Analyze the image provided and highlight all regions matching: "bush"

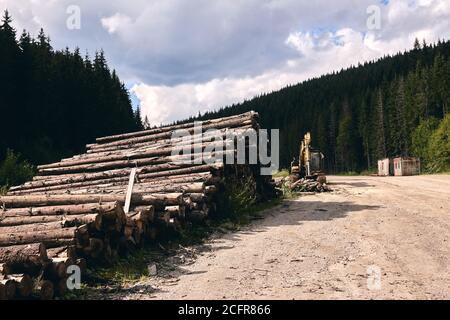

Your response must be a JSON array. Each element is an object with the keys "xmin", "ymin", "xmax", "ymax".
[
  {"xmin": 411, "ymin": 116, "xmax": 450, "ymax": 173},
  {"xmin": 411, "ymin": 117, "xmax": 440, "ymax": 168},
  {"xmin": 0, "ymin": 149, "xmax": 35, "ymax": 188},
  {"xmin": 427, "ymin": 115, "xmax": 450, "ymax": 172}
]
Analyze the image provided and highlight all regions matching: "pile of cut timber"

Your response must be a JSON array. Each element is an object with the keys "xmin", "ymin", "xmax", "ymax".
[
  {"xmin": 288, "ymin": 178, "xmax": 331, "ymax": 193},
  {"xmin": 0, "ymin": 111, "xmax": 274, "ymax": 299}
]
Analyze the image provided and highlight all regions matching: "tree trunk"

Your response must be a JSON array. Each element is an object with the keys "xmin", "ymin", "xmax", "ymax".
[
  {"xmin": 0, "ymin": 227, "xmax": 77, "ymax": 247},
  {"xmin": 1, "ymin": 202, "xmax": 118, "ymax": 217},
  {"xmin": 7, "ymin": 274, "xmax": 33, "ymax": 297},
  {"xmin": 38, "ymin": 141, "xmax": 235, "ymax": 174},
  {"xmin": 0, "ymin": 243, "xmax": 48, "ymax": 270},
  {"xmin": 0, "ymin": 193, "xmax": 182, "ymax": 208},
  {"xmin": 35, "ymin": 279, "xmax": 54, "ymax": 300},
  {"xmin": 93, "ymin": 111, "xmax": 256, "ymax": 144},
  {"xmin": 87, "ymin": 114, "xmax": 255, "ymax": 150},
  {"xmin": 0, "ymin": 278, "xmax": 16, "ymax": 300}
]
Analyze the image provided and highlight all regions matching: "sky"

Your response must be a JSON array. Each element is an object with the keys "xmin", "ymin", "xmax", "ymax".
[{"xmin": 1, "ymin": 0, "xmax": 449, "ymax": 125}]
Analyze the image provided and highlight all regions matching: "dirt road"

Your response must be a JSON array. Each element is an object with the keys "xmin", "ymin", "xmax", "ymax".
[{"xmin": 119, "ymin": 175, "xmax": 450, "ymax": 299}]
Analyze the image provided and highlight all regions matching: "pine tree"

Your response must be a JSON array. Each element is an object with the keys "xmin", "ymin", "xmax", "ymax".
[
  {"xmin": 414, "ymin": 38, "xmax": 421, "ymax": 50},
  {"xmin": 375, "ymin": 89, "xmax": 387, "ymax": 159},
  {"xmin": 143, "ymin": 116, "xmax": 151, "ymax": 129},
  {"xmin": 396, "ymin": 77, "xmax": 408, "ymax": 154},
  {"xmin": 134, "ymin": 106, "xmax": 144, "ymax": 130}
]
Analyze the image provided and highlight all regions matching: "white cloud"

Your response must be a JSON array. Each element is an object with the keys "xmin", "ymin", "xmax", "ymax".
[
  {"xmin": 101, "ymin": 13, "xmax": 132, "ymax": 34},
  {"xmin": 0, "ymin": 0, "xmax": 449, "ymax": 125},
  {"xmin": 131, "ymin": 0, "xmax": 450, "ymax": 125}
]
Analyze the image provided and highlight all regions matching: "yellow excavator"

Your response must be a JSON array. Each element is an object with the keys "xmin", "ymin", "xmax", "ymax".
[{"xmin": 291, "ymin": 132, "xmax": 326, "ymax": 181}]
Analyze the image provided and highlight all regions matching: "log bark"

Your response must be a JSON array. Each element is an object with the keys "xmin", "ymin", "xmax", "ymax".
[
  {"xmin": 82, "ymin": 238, "xmax": 104, "ymax": 258},
  {"xmin": 1, "ymin": 215, "xmax": 64, "ymax": 227},
  {"xmin": 185, "ymin": 193, "xmax": 207, "ymax": 203},
  {"xmin": 0, "ymin": 278, "xmax": 16, "ymax": 299},
  {"xmin": 45, "ymin": 132, "xmax": 239, "ymax": 169},
  {"xmin": 164, "ymin": 205, "xmax": 185, "ymax": 219},
  {"xmin": 15, "ymin": 163, "xmax": 223, "ymax": 192},
  {"xmin": 47, "ymin": 246, "xmax": 76, "ymax": 260},
  {"xmin": 63, "ymin": 214, "xmax": 103, "ymax": 230},
  {"xmin": 38, "ymin": 141, "xmax": 235, "ymax": 174},
  {"xmin": 85, "ymin": 125, "xmax": 253, "ymax": 155},
  {"xmin": 0, "ymin": 193, "xmax": 182, "ymax": 208},
  {"xmin": 0, "ymin": 280, "xmax": 5, "ymax": 300},
  {"xmin": 87, "ymin": 113, "xmax": 256, "ymax": 150},
  {"xmin": 12, "ymin": 171, "xmax": 214, "ymax": 193},
  {"xmin": 0, "ymin": 221, "xmax": 65, "ymax": 234},
  {"xmin": 7, "ymin": 274, "xmax": 32, "ymax": 297},
  {"xmin": 0, "ymin": 227, "xmax": 77, "ymax": 247},
  {"xmin": 0, "ymin": 213, "xmax": 102, "ymax": 230},
  {"xmin": 93, "ymin": 111, "xmax": 256, "ymax": 144},
  {"xmin": 132, "ymin": 205, "xmax": 155, "ymax": 222},
  {"xmin": 35, "ymin": 182, "xmax": 205, "ymax": 196},
  {"xmin": 0, "ymin": 243, "xmax": 48, "ymax": 271},
  {"xmin": 35, "ymin": 279, "xmax": 54, "ymax": 300},
  {"xmin": 1, "ymin": 202, "xmax": 118, "ymax": 217}
]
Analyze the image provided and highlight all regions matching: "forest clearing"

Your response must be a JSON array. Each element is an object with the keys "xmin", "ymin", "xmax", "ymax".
[{"xmin": 94, "ymin": 175, "xmax": 450, "ymax": 300}]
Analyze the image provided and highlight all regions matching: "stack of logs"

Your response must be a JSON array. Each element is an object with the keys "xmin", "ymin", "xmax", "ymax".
[{"xmin": 0, "ymin": 111, "xmax": 273, "ymax": 299}]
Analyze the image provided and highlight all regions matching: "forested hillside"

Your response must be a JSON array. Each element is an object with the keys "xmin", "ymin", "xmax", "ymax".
[
  {"xmin": 191, "ymin": 39, "xmax": 450, "ymax": 173},
  {"xmin": 0, "ymin": 11, "xmax": 142, "ymax": 186}
]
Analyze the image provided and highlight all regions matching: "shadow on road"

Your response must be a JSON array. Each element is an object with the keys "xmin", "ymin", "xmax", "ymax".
[{"xmin": 216, "ymin": 199, "xmax": 381, "ymax": 244}]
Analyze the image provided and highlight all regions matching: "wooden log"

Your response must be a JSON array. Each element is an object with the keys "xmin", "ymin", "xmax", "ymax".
[
  {"xmin": 0, "ymin": 227, "xmax": 77, "ymax": 247},
  {"xmin": 87, "ymin": 113, "xmax": 256, "ymax": 150},
  {"xmin": 44, "ymin": 257, "xmax": 75, "ymax": 280},
  {"xmin": 13, "ymin": 172, "xmax": 216, "ymax": 195},
  {"xmin": 35, "ymin": 279, "xmax": 54, "ymax": 300},
  {"xmin": 82, "ymin": 238, "xmax": 104, "ymax": 258},
  {"xmin": 132, "ymin": 205, "xmax": 155, "ymax": 222},
  {"xmin": 156, "ymin": 211, "xmax": 171, "ymax": 225},
  {"xmin": 0, "ymin": 202, "xmax": 118, "ymax": 217},
  {"xmin": 75, "ymin": 258, "xmax": 87, "ymax": 274},
  {"xmin": 7, "ymin": 274, "xmax": 32, "ymax": 297},
  {"xmin": 93, "ymin": 111, "xmax": 257, "ymax": 144},
  {"xmin": 0, "ymin": 215, "xmax": 65, "ymax": 227},
  {"xmin": 0, "ymin": 193, "xmax": 183, "ymax": 208},
  {"xmin": 185, "ymin": 193, "xmax": 207, "ymax": 203},
  {"xmin": 38, "ymin": 141, "xmax": 235, "ymax": 174},
  {"xmin": 205, "ymin": 185, "xmax": 217, "ymax": 194},
  {"xmin": 0, "ymin": 263, "xmax": 11, "ymax": 275},
  {"xmin": 0, "ymin": 243, "xmax": 48, "ymax": 267},
  {"xmin": 37, "ymin": 182, "xmax": 205, "ymax": 196},
  {"xmin": 16, "ymin": 163, "xmax": 223, "ymax": 192},
  {"xmin": 28, "ymin": 182, "xmax": 205, "ymax": 195},
  {"xmin": 1, "ymin": 213, "xmax": 101, "ymax": 233},
  {"xmin": 30, "ymin": 151, "xmax": 226, "ymax": 182},
  {"xmin": 47, "ymin": 246, "xmax": 76, "ymax": 260},
  {"xmin": 38, "ymin": 138, "xmax": 237, "ymax": 173},
  {"xmin": 0, "ymin": 278, "xmax": 16, "ymax": 299},
  {"xmin": 189, "ymin": 202, "xmax": 208, "ymax": 211},
  {"xmin": 85, "ymin": 125, "xmax": 253, "ymax": 155},
  {"xmin": 164, "ymin": 205, "xmax": 185, "ymax": 219},
  {"xmin": 0, "ymin": 280, "xmax": 5, "ymax": 300},
  {"xmin": 55, "ymin": 277, "xmax": 68, "ymax": 296},
  {"xmin": 138, "ymin": 163, "xmax": 223, "ymax": 180},
  {"xmin": 0, "ymin": 221, "xmax": 65, "ymax": 234}
]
